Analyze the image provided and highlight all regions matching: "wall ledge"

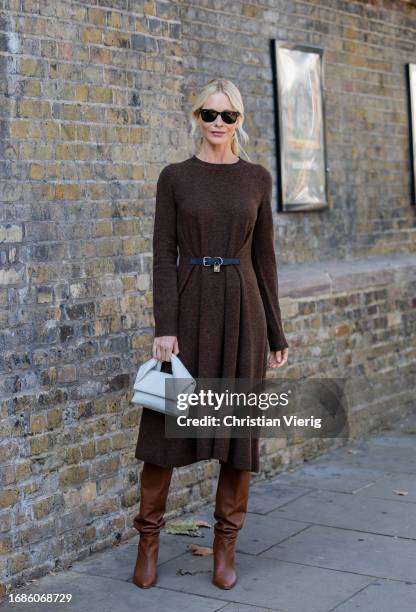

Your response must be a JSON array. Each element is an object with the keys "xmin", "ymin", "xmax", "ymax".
[{"xmin": 278, "ymin": 253, "xmax": 416, "ymax": 299}]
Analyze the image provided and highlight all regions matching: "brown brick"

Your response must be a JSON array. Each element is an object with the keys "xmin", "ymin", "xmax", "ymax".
[
  {"xmin": 59, "ymin": 466, "xmax": 90, "ymax": 488},
  {"xmin": 0, "ymin": 489, "xmax": 19, "ymax": 509}
]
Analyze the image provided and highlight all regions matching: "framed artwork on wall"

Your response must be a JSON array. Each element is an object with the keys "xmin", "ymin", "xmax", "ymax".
[
  {"xmin": 407, "ymin": 63, "xmax": 416, "ymax": 206},
  {"xmin": 271, "ymin": 40, "xmax": 329, "ymax": 212}
]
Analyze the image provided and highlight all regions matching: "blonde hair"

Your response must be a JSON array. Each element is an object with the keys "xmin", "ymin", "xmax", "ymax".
[{"xmin": 189, "ymin": 78, "xmax": 250, "ymax": 160}]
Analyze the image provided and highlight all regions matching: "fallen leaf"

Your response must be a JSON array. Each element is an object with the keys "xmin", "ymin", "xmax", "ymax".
[
  {"xmin": 165, "ymin": 518, "xmax": 211, "ymax": 537},
  {"xmin": 194, "ymin": 519, "xmax": 212, "ymax": 529},
  {"xmin": 187, "ymin": 543, "xmax": 213, "ymax": 556}
]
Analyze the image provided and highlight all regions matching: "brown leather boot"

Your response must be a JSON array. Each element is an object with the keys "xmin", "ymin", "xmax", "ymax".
[
  {"xmin": 212, "ymin": 461, "xmax": 251, "ymax": 589},
  {"xmin": 132, "ymin": 462, "xmax": 173, "ymax": 588}
]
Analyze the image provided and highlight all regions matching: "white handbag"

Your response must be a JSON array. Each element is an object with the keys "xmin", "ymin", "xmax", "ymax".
[{"xmin": 131, "ymin": 353, "xmax": 196, "ymax": 418}]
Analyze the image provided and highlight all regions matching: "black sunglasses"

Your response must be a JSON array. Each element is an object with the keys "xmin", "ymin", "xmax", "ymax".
[{"xmin": 198, "ymin": 108, "xmax": 240, "ymax": 124}]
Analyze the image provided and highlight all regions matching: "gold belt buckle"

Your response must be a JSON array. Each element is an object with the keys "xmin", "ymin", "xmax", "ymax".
[{"xmin": 213, "ymin": 256, "xmax": 223, "ymax": 272}]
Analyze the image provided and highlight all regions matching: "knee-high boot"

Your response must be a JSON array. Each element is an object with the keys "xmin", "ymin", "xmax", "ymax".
[
  {"xmin": 132, "ymin": 462, "xmax": 173, "ymax": 588},
  {"xmin": 212, "ymin": 461, "xmax": 251, "ymax": 589}
]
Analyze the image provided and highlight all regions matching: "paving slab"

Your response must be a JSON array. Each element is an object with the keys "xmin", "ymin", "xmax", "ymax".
[
  {"xmin": 332, "ymin": 579, "xmax": 416, "ymax": 612},
  {"xmin": 68, "ymin": 530, "xmax": 200, "ymax": 581},
  {"xmin": 320, "ymin": 439, "xmax": 416, "ymax": 474},
  {"xmin": 354, "ymin": 473, "xmax": 416, "ymax": 503},
  {"xmin": 269, "ymin": 489, "xmax": 416, "ymax": 539},
  {"xmin": 247, "ymin": 480, "xmax": 312, "ymax": 514},
  {"xmin": 2, "ymin": 571, "xmax": 224, "ymax": 612},
  {"xmin": 153, "ymin": 550, "xmax": 372, "ymax": 612},
  {"xmin": 260, "ymin": 524, "xmax": 416, "ymax": 581},
  {"xmin": 233, "ymin": 513, "xmax": 310, "ymax": 556},
  {"xmin": 267, "ymin": 462, "xmax": 386, "ymax": 494},
  {"xmin": 175, "ymin": 504, "xmax": 311, "ymax": 555}
]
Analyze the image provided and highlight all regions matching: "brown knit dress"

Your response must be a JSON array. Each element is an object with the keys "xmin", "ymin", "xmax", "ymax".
[{"xmin": 134, "ymin": 154, "xmax": 288, "ymax": 473}]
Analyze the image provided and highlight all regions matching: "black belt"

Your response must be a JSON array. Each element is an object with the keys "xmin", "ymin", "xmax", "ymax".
[{"xmin": 190, "ymin": 256, "xmax": 240, "ymax": 272}]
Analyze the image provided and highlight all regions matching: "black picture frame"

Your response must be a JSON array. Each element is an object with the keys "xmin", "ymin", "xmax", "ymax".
[
  {"xmin": 271, "ymin": 40, "xmax": 329, "ymax": 212},
  {"xmin": 406, "ymin": 63, "xmax": 416, "ymax": 206}
]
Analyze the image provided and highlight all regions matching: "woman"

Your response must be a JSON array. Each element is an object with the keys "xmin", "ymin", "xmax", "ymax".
[{"xmin": 133, "ymin": 78, "xmax": 289, "ymax": 590}]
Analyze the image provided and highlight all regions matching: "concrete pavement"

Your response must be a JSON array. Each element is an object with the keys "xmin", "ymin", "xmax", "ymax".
[{"xmin": 3, "ymin": 410, "xmax": 416, "ymax": 612}]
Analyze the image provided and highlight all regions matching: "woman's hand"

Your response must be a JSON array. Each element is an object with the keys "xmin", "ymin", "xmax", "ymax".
[
  {"xmin": 153, "ymin": 336, "xmax": 180, "ymax": 362},
  {"xmin": 267, "ymin": 347, "xmax": 288, "ymax": 369}
]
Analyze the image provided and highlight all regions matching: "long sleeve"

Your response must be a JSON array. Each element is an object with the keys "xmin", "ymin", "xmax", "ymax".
[
  {"xmin": 251, "ymin": 168, "xmax": 288, "ymax": 352},
  {"xmin": 152, "ymin": 165, "xmax": 179, "ymax": 337}
]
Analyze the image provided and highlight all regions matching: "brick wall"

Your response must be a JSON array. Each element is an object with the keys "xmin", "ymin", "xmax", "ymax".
[{"xmin": 0, "ymin": 0, "xmax": 415, "ymax": 591}]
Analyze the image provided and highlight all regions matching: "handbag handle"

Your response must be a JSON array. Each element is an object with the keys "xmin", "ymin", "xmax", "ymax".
[
  {"xmin": 155, "ymin": 354, "xmax": 179, "ymax": 367},
  {"xmin": 155, "ymin": 353, "xmax": 194, "ymax": 381}
]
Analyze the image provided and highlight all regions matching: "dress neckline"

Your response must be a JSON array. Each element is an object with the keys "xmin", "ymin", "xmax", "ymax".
[{"xmin": 191, "ymin": 154, "xmax": 242, "ymax": 167}]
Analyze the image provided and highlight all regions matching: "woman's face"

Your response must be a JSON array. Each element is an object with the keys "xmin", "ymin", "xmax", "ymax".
[{"xmin": 196, "ymin": 92, "xmax": 241, "ymax": 149}]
